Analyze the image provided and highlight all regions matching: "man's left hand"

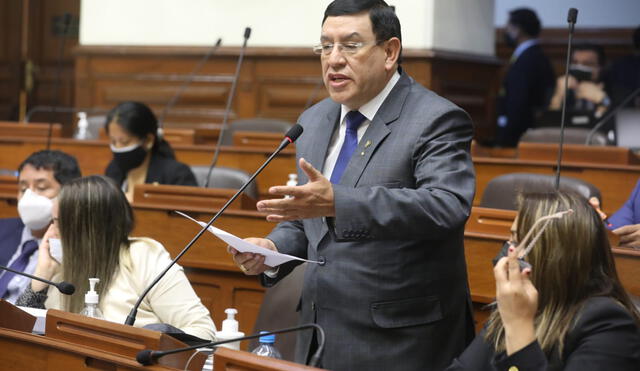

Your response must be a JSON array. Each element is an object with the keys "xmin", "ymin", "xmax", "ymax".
[
  {"xmin": 257, "ymin": 158, "xmax": 335, "ymax": 222},
  {"xmin": 613, "ymin": 224, "xmax": 640, "ymax": 249}
]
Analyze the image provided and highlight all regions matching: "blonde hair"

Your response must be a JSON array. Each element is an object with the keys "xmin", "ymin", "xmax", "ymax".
[
  {"xmin": 485, "ymin": 190, "xmax": 640, "ymax": 356},
  {"xmin": 58, "ymin": 176, "xmax": 134, "ymax": 313}
]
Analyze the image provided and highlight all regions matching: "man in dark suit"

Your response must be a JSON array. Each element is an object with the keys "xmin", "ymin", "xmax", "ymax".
[
  {"xmin": 0, "ymin": 150, "xmax": 81, "ymax": 303},
  {"xmin": 495, "ymin": 8, "xmax": 555, "ymax": 147},
  {"xmin": 228, "ymin": 1, "xmax": 476, "ymax": 370}
]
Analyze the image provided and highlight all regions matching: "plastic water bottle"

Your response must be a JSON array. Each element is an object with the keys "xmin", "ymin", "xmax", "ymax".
[
  {"xmin": 251, "ymin": 331, "xmax": 282, "ymax": 359},
  {"xmin": 80, "ymin": 278, "xmax": 104, "ymax": 319}
]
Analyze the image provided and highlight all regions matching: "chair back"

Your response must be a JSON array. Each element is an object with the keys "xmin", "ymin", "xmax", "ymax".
[
  {"xmin": 190, "ymin": 165, "xmax": 258, "ymax": 200},
  {"xmin": 521, "ymin": 127, "xmax": 609, "ymax": 146},
  {"xmin": 480, "ymin": 172, "xmax": 601, "ymax": 210}
]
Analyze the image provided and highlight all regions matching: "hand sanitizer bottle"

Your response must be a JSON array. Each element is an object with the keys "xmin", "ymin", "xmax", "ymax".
[
  {"xmin": 215, "ymin": 308, "xmax": 244, "ymax": 350},
  {"xmin": 285, "ymin": 173, "xmax": 297, "ymax": 199},
  {"xmin": 74, "ymin": 112, "xmax": 89, "ymax": 140},
  {"xmin": 80, "ymin": 278, "xmax": 104, "ymax": 319}
]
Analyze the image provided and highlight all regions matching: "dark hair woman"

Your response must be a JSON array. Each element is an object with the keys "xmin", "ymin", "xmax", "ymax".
[{"xmin": 104, "ymin": 101, "xmax": 197, "ymax": 201}]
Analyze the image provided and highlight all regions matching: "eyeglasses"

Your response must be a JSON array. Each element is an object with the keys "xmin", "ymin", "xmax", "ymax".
[{"xmin": 312, "ymin": 41, "xmax": 380, "ymax": 56}]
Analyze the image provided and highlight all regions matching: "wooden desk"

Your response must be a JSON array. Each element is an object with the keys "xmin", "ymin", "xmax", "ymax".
[
  {"xmin": 0, "ymin": 137, "xmax": 297, "ymax": 198},
  {"xmin": 517, "ymin": 142, "xmax": 640, "ymax": 166},
  {"xmin": 0, "ymin": 121, "xmax": 62, "ymax": 138}
]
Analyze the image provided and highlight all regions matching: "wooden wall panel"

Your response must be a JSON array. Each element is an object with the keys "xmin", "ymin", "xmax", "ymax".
[{"xmin": 74, "ymin": 46, "xmax": 501, "ymax": 142}]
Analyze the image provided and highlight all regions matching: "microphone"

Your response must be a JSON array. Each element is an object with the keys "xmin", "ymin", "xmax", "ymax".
[
  {"xmin": 47, "ymin": 12, "xmax": 73, "ymax": 150},
  {"xmin": 585, "ymin": 87, "xmax": 640, "ymax": 145},
  {"xmin": 0, "ymin": 264, "xmax": 75, "ymax": 295},
  {"xmin": 204, "ymin": 27, "xmax": 252, "ymax": 188},
  {"xmin": 554, "ymin": 8, "xmax": 578, "ymax": 190},
  {"xmin": 136, "ymin": 323, "xmax": 324, "ymax": 367},
  {"xmin": 124, "ymin": 124, "xmax": 303, "ymax": 327},
  {"xmin": 157, "ymin": 38, "xmax": 223, "ymax": 130}
]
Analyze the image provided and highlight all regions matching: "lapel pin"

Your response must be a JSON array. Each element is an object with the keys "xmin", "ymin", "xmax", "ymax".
[
  {"xmin": 365, "ymin": 140, "xmax": 372, "ymax": 148},
  {"xmin": 360, "ymin": 151, "xmax": 365, "ymax": 156}
]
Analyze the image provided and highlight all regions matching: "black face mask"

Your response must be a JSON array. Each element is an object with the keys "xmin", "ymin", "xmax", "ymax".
[
  {"xmin": 111, "ymin": 143, "xmax": 148, "ymax": 174},
  {"xmin": 492, "ymin": 240, "xmax": 532, "ymax": 271}
]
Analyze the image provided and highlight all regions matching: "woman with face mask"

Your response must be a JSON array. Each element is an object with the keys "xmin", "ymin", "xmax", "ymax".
[
  {"xmin": 104, "ymin": 101, "xmax": 197, "ymax": 201},
  {"xmin": 16, "ymin": 175, "xmax": 216, "ymax": 341}
]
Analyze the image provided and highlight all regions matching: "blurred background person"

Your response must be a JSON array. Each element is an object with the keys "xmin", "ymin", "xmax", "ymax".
[
  {"xmin": 447, "ymin": 191, "xmax": 640, "ymax": 370},
  {"xmin": 495, "ymin": 8, "xmax": 555, "ymax": 147},
  {"xmin": 605, "ymin": 25, "xmax": 640, "ymax": 108},
  {"xmin": 16, "ymin": 175, "xmax": 215, "ymax": 340},
  {"xmin": 549, "ymin": 43, "xmax": 611, "ymax": 118},
  {"xmin": 105, "ymin": 101, "xmax": 197, "ymax": 202},
  {"xmin": 0, "ymin": 150, "xmax": 81, "ymax": 303}
]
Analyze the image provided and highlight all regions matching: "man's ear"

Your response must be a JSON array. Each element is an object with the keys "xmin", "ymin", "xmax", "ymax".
[{"xmin": 384, "ymin": 37, "xmax": 401, "ymax": 71}]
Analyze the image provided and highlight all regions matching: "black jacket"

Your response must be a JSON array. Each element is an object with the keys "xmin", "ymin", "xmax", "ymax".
[
  {"xmin": 446, "ymin": 296, "xmax": 640, "ymax": 371},
  {"xmin": 105, "ymin": 152, "xmax": 197, "ymax": 187},
  {"xmin": 496, "ymin": 44, "xmax": 555, "ymax": 146}
]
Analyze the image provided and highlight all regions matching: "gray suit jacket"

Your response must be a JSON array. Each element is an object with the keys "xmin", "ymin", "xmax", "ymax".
[{"xmin": 265, "ymin": 71, "xmax": 476, "ymax": 371}]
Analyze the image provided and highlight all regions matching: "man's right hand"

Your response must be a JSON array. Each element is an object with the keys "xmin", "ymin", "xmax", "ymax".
[{"xmin": 227, "ymin": 238, "xmax": 277, "ymax": 275}]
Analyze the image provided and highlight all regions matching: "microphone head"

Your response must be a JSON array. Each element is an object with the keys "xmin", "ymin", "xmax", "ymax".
[
  {"xmin": 56, "ymin": 281, "xmax": 76, "ymax": 295},
  {"xmin": 244, "ymin": 27, "xmax": 252, "ymax": 40},
  {"xmin": 215, "ymin": 38, "xmax": 222, "ymax": 47},
  {"xmin": 567, "ymin": 8, "xmax": 578, "ymax": 23},
  {"xmin": 285, "ymin": 124, "xmax": 303, "ymax": 142},
  {"xmin": 136, "ymin": 350, "xmax": 156, "ymax": 365}
]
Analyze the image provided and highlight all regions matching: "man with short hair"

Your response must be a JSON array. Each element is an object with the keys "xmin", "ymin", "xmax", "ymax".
[
  {"xmin": 229, "ymin": 1, "xmax": 475, "ymax": 369},
  {"xmin": 549, "ymin": 43, "xmax": 610, "ymax": 117},
  {"xmin": 0, "ymin": 150, "xmax": 81, "ymax": 303},
  {"xmin": 495, "ymin": 8, "xmax": 555, "ymax": 147}
]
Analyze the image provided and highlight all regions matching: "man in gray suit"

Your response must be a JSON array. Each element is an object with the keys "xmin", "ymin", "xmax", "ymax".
[{"xmin": 229, "ymin": 1, "xmax": 476, "ymax": 369}]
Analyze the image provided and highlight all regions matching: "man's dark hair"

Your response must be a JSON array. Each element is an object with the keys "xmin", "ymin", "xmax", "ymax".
[
  {"xmin": 509, "ymin": 8, "xmax": 542, "ymax": 38},
  {"xmin": 573, "ymin": 43, "xmax": 606, "ymax": 67},
  {"xmin": 323, "ymin": 0, "xmax": 402, "ymax": 65},
  {"xmin": 633, "ymin": 25, "xmax": 640, "ymax": 50},
  {"xmin": 18, "ymin": 150, "xmax": 82, "ymax": 185}
]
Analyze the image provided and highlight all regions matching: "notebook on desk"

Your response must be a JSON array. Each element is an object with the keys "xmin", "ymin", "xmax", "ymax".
[{"xmin": 615, "ymin": 109, "xmax": 640, "ymax": 150}]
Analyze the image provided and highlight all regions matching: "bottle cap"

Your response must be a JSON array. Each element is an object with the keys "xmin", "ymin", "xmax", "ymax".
[
  {"xmin": 258, "ymin": 330, "xmax": 275, "ymax": 344},
  {"xmin": 85, "ymin": 277, "xmax": 100, "ymax": 304}
]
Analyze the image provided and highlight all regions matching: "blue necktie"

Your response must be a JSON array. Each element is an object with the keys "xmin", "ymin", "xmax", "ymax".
[
  {"xmin": 0, "ymin": 239, "xmax": 39, "ymax": 298},
  {"xmin": 330, "ymin": 111, "xmax": 367, "ymax": 184}
]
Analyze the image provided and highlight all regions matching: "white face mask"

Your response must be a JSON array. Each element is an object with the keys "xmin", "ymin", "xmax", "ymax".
[{"xmin": 17, "ymin": 189, "xmax": 53, "ymax": 231}]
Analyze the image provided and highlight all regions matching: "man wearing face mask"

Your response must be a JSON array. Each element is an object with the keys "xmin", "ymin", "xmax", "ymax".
[
  {"xmin": 0, "ymin": 150, "xmax": 81, "ymax": 303},
  {"xmin": 549, "ymin": 44, "xmax": 610, "ymax": 118},
  {"xmin": 104, "ymin": 101, "xmax": 197, "ymax": 202},
  {"xmin": 495, "ymin": 8, "xmax": 555, "ymax": 147}
]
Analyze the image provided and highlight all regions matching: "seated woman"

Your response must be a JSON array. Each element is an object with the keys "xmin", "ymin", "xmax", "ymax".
[
  {"xmin": 17, "ymin": 175, "xmax": 215, "ymax": 340},
  {"xmin": 105, "ymin": 101, "xmax": 197, "ymax": 201},
  {"xmin": 447, "ymin": 191, "xmax": 640, "ymax": 370}
]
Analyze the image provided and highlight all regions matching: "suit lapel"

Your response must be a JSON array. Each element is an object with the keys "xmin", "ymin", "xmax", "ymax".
[
  {"xmin": 306, "ymin": 105, "xmax": 340, "ymax": 176},
  {"xmin": 339, "ymin": 73, "xmax": 411, "ymax": 187}
]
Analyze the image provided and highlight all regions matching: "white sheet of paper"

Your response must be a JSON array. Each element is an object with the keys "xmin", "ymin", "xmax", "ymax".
[{"xmin": 175, "ymin": 211, "xmax": 320, "ymax": 267}]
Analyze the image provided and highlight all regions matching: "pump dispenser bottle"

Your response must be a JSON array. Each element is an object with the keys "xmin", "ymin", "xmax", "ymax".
[
  {"xmin": 215, "ymin": 308, "xmax": 244, "ymax": 350},
  {"xmin": 80, "ymin": 278, "xmax": 104, "ymax": 319}
]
